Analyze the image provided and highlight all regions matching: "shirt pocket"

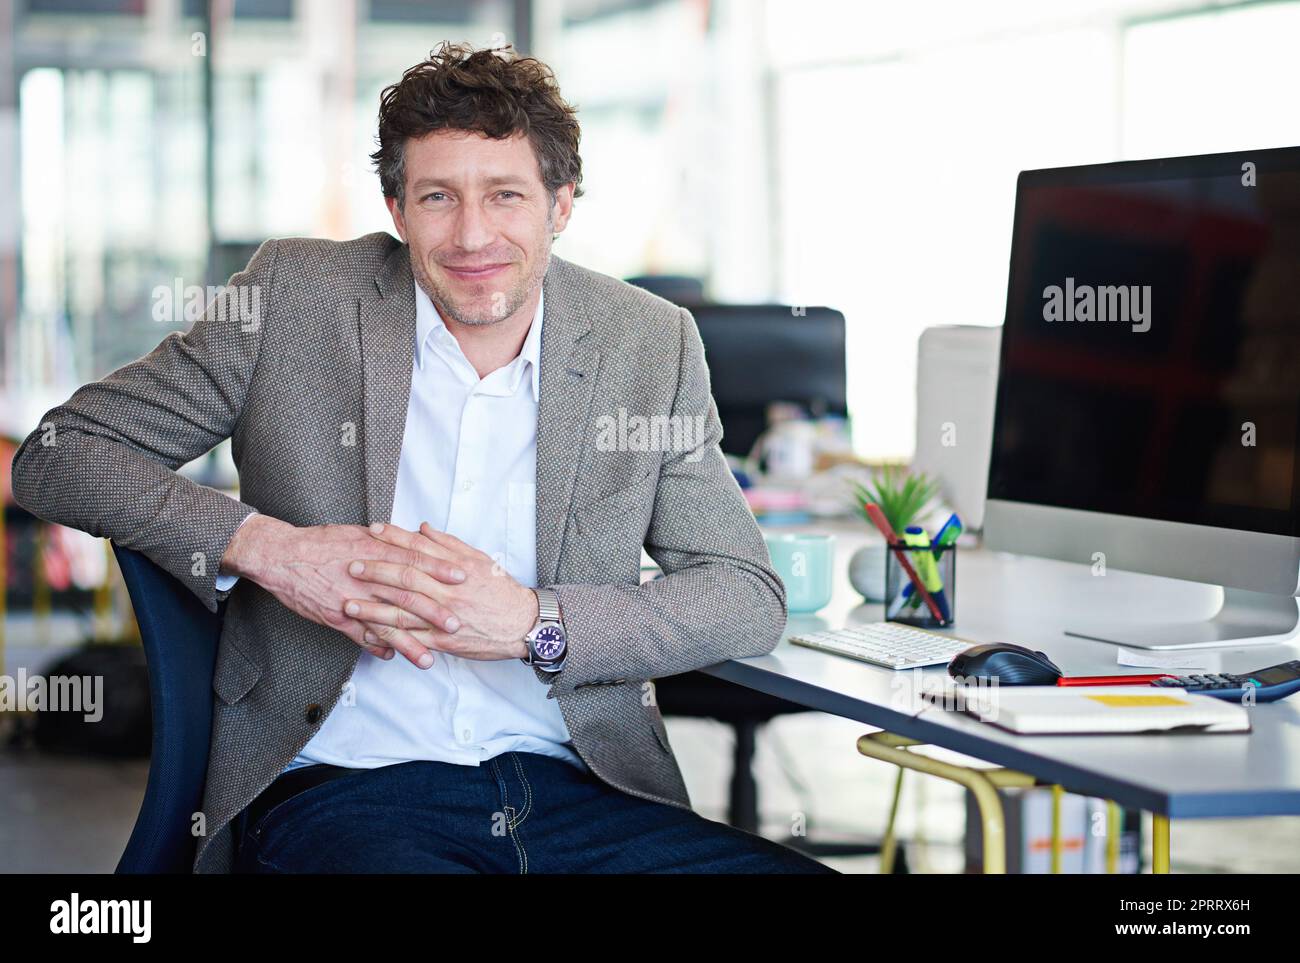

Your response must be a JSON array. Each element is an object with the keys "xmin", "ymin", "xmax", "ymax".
[{"xmin": 506, "ymin": 480, "xmax": 538, "ymax": 584}]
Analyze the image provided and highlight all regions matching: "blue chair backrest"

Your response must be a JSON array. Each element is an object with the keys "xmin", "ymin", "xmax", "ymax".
[{"xmin": 112, "ymin": 545, "xmax": 224, "ymax": 874}]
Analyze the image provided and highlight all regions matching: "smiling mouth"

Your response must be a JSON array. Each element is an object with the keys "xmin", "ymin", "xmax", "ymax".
[{"xmin": 442, "ymin": 262, "xmax": 511, "ymax": 281}]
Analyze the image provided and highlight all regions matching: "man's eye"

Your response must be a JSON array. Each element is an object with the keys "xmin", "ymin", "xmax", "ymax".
[
  {"xmin": 423, "ymin": 192, "xmax": 446, "ymax": 202},
  {"xmin": 499, "ymin": 191, "xmax": 518, "ymax": 199}
]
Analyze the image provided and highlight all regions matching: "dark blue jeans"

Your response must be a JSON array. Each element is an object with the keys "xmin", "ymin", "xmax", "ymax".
[{"xmin": 232, "ymin": 752, "xmax": 836, "ymax": 874}]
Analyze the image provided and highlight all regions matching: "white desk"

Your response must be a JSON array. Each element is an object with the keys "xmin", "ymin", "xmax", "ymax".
[{"xmin": 705, "ymin": 524, "xmax": 1300, "ymax": 819}]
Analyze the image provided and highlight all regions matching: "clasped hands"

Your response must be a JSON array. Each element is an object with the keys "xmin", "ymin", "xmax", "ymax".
[{"xmin": 221, "ymin": 515, "xmax": 539, "ymax": 668}]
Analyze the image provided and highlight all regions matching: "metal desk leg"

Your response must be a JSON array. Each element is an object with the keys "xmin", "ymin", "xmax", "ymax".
[
  {"xmin": 879, "ymin": 767, "xmax": 905, "ymax": 874},
  {"xmin": 1051, "ymin": 784, "xmax": 1064, "ymax": 873},
  {"xmin": 1152, "ymin": 813, "xmax": 1171, "ymax": 874},
  {"xmin": 857, "ymin": 732, "xmax": 1034, "ymax": 874},
  {"xmin": 1106, "ymin": 801, "xmax": 1120, "ymax": 874}
]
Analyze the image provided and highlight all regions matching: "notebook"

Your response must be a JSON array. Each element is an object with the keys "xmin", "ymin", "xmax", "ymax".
[{"xmin": 928, "ymin": 685, "xmax": 1251, "ymax": 735}]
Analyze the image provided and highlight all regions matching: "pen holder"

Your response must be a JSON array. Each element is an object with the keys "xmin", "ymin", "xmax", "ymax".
[{"xmin": 883, "ymin": 542, "xmax": 957, "ymax": 628}]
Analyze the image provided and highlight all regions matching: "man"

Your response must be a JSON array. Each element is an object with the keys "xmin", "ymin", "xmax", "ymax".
[{"xmin": 13, "ymin": 41, "xmax": 832, "ymax": 874}]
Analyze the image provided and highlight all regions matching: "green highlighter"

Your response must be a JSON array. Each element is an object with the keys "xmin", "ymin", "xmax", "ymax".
[
  {"xmin": 902, "ymin": 514, "xmax": 962, "ymax": 611},
  {"xmin": 902, "ymin": 525, "xmax": 952, "ymax": 622}
]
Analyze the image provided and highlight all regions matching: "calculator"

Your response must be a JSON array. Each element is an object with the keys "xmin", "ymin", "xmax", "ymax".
[{"xmin": 1151, "ymin": 660, "xmax": 1300, "ymax": 703}]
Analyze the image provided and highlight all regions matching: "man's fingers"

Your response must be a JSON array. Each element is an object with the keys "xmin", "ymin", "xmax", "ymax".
[
  {"xmin": 418, "ymin": 554, "xmax": 468, "ymax": 584},
  {"xmin": 369, "ymin": 523, "xmax": 484, "ymax": 577},
  {"xmin": 348, "ymin": 590, "xmax": 461, "ymax": 633},
  {"xmin": 338, "ymin": 618, "xmax": 395, "ymax": 660},
  {"xmin": 368, "ymin": 523, "xmax": 465, "ymax": 577},
  {"xmin": 350, "ymin": 597, "xmax": 431, "ymax": 631},
  {"xmin": 418, "ymin": 523, "xmax": 470, "ymax": 553},
  {"xmin": 344, "ymin": 596, "xmax": 446, "ymax": 633},
  {"xmin": 367, "ymin": 521, "xmax": 419, "ymax": 550},
  {"xmin": 348, "ymin": 558, "xmax": 443, "ymax": 599},
  {"xmin": 363, "ymin": 621, "xmax": 436, "ymax": 669},
  {"xmin": 395, "ymin": 546, "xmax": 466, "ymax": 584}
]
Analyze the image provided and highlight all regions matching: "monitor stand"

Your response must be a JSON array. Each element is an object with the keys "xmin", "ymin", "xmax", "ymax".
[{"xmin": 1065, "ymin": 587, "xmax": 1300, "ymax": 650}]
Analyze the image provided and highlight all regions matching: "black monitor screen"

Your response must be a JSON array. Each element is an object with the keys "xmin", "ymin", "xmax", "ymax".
[{"xmin": 988, "ymin": 147, "xmax": 1300, "ymax": 537}]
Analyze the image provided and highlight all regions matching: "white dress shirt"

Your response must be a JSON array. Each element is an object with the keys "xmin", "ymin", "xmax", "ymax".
[{"xmin": 273, "ymin": 280, "xmax": 582, "ymax": 772}]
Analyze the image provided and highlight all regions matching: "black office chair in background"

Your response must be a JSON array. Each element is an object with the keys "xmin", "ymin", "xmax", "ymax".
[
  {"xmin": 628, "ymin": 276, "xmax": 899, "ymax": 866},
  {"xmin": 623, "ymin": 273, "xmax": 709, "ymax": 309},
  {"xmin": 690, "ymin": 303, "xmax": 849, "ymax": 458}
]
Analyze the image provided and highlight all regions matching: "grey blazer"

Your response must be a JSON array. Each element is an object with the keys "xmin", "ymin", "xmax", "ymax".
[{"xmin": 11, "ymin": 232, "xmax": 787, "ymax": 872}]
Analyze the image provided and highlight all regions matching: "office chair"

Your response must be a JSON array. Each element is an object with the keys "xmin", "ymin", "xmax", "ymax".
[
  {"xmin": 112, "ymin": 545, "xmax": 223, "ymax": 874},
  {"xmin": 691, "ymin": 304, "xmax": 848, "ymax": 457},
  {"xmin": 625, "ymin": 274, "xmax": 709, "ymax": 308}
]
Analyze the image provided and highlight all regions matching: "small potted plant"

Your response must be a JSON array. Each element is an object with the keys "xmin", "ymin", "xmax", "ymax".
[{"xmin": 846, "ymin": 466, "xmax": 940, "ymax": 601}]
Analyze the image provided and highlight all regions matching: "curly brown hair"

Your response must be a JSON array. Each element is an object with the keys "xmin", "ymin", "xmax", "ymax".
[{"xmin": 371, "ymin": 41, "xmax": 584, "ymax": 209}]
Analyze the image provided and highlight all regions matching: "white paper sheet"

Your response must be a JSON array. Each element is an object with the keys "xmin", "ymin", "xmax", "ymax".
[{"xmin": 1116, "ymin": 647, "xmax": 1215, "ymax": 671}]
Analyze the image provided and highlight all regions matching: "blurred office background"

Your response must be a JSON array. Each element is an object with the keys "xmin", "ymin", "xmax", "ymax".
[
  {"xmin": 7, "ymin": 0, "xmax": 1300, "ymax": 457},
  {"xmin": 3, "ymin": 0, "xmax": 1300, "ymax": 872}
]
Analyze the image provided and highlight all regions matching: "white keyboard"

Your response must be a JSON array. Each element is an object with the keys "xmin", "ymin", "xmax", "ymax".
[{"xmin": 790, "ymin": 622, "xmax": 973, "ymax": 670}]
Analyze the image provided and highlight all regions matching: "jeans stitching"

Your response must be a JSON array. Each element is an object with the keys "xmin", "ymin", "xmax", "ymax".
[
  {"xmin": 489, "ymin": 757, "xmax": 510, "ymax": 816},
  {"xmin": 506, "ymin": 810, "xmax": 527, "ymax": 878},
  {"xmin": 512, "ymin": 820, "xmax": 529, "ymax": 874},
  {"xmin": 489, "ymin": 758, "xmax": 526, "ymax": 874},
  {"xmin": 506, "ymin": 754, "xmax": 531, "ymax": 874},
  {"xmin": 509, "ymin": 753, "xmax": 533, "ymax": 827}
]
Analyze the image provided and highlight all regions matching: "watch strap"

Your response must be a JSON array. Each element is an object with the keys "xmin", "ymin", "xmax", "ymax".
[{"xmin": 534, "ymin": 587, "xmax": 562, "ymax": 625}]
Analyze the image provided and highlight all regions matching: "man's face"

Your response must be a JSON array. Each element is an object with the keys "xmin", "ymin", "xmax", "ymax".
[{"xmin": 387, "ymin": 129, "xmax": 573, "ymax": 326}]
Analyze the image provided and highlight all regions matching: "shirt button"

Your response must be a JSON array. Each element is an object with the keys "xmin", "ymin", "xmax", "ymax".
[
  {"xmin": 461, "ymin": 728, "xmax": 472, "ymax": 742},
  {"xmin": 461, "ymin": 480, "xmax": 474, "ymax": 491}
]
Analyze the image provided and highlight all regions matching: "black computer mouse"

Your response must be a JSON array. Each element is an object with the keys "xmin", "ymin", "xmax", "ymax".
[{"xmin": 948, "ymin": 643, "xmax": 1063, "ymax": 685}]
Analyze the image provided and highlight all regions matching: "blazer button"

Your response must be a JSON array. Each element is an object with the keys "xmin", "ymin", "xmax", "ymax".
[{"xmin": 305, "ymin": 704, "xmax": 323, "ymax": 724}]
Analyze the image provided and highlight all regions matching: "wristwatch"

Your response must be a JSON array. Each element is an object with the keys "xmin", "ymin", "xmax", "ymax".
[{"xmin": 522, "ymin": 587, "xmax": 567, "ymax": 673}]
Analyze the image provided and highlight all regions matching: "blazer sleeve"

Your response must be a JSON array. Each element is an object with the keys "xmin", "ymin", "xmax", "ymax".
[
  {"xmin": 10, "ymin": 238, "xmax": 280, "ymax": 612},
  {"xmin": 543, "ymin": 306, "xmax": 788, "ymax": 691}
]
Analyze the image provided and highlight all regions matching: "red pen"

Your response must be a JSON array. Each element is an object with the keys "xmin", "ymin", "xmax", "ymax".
[
  {"xmin": 1056, "ymin": 674, "xmax": 1172, "ymax": 687},
  {"xmin": 862, "ymin": 502, "xmax": 948, "ymax": 625}
]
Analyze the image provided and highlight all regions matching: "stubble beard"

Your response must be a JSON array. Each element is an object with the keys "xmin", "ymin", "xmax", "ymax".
[{"xmin": 412, "ymin": 209, "xmax": 554, "ymax": 328}]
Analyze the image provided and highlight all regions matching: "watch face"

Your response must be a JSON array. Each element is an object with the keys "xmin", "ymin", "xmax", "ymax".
[{"xmin": 532, "ymin": 625, "xmax": 566, "ymax": 661}]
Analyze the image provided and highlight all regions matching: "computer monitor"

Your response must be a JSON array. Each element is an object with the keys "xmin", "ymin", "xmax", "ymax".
[
  {"xmin": 985, "ymin": 145, "xmax": 1300, "ymax": 648},
  {"xmin": 691, "ymin": 305, "xmax": 847, "ymax": 457}
]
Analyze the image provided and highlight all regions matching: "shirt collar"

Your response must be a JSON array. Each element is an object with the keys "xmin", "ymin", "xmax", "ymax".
[{"xmin": 414, "ymin": 279, "xmax": 544, "ymax": 401}]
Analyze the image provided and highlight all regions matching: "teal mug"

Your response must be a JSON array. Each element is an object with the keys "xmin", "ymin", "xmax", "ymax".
[{"xmin": 764, "ymin": 533, "xmax": 835, "ymax": 613}]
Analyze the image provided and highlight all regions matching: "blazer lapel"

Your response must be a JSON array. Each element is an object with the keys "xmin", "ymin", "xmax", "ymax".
[
  {"xmin": 360, "ymin": 243, "xmax": 417, "ymax": 525},
  {"xmin": 536, "ymin": 255, "xmax": 600, "ymax": 586}
]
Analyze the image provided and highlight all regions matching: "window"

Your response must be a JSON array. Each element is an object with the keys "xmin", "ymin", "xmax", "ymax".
[{"xmin": 769, "ymin": 0, "xmax": 1300, "ymax": 459}]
